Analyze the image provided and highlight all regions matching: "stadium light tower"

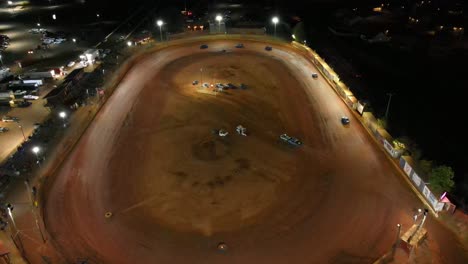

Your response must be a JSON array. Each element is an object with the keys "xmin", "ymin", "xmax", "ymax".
[
  {"xmin": 157, "ymin": 20, "xmax": 164, "ymax": 41},
  {"xmin": 215, "ymin": 15, "xmax": 223, "ymax": 33},
  {"xmin": 32, "ymin": 146, "xmax": 41, "ymax": 165},
  {"xmin": 272, "ymin": 16, "xmax": 279, "ymax": 37},
  {"xmin": 59, "ymin": 111, "xmax": 67, "ymax": 127}
]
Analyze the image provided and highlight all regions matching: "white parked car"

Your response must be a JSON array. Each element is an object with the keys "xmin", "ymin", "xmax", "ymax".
[
  {"xmin": 0, "ymin": 127, "xmax": 9, "ymax": 133},
  {"xmin": 14, "ymin": 90, "xmax": 27, "ymax": 96},
  {"xmin": 23, "ymin": 95, "xmax": 39, "ymax": 100},
  {"xmin": 67, "ymin": 61, "xmax": 76, "ymax": 67}
]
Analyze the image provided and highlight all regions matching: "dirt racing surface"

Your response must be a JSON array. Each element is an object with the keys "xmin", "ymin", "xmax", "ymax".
[{"xmin": 43, "ymin": 40, "xmax": 468, "ymax": 263}]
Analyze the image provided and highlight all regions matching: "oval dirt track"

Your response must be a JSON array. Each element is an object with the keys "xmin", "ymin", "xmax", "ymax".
[{"xmin": 43, "ymin": 38, "xmax": 468, "ymax": 264}]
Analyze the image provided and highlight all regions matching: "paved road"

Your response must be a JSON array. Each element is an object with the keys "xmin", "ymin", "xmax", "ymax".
[{"xmin": 43, "ymin": 38, "xmax": 468, "ymax": 263}]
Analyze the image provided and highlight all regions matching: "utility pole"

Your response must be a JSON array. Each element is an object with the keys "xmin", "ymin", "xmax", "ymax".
[{"xmin": 385, "ymin": 93, "xmax": 394, "ymax": 120}]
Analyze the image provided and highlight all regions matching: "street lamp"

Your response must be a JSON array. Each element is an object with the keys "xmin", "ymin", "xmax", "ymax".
[
  {"xmin": 157, "ymin": 20, "xmax": 164, "ymax": 41},
  {"xmin": 59, "ymin": 111, "xmax": 67, "ymax": 127},
  {"xmin": 215, "ymin": 15, "xmax": 223, "ymax": 33},
  {"xmin": 7, "ymin": 1, "xmax": 13, "ymax": 5},
  {"xmin": 200, "ymin": 68, "xmax": 203, "ymax": 87},
  {"xmin": 272, "ymin": 16, "xmax": 279, "ymax": 37},
  {"xmin": 96, "ymin": 13, "xmax": 100, "ymax": 18},
  {"xmin": 127, "ymin": 41, "xmax": 132, "ymax": 47},
  {"xmin": 32, "ymin": 146, "xmax": 41, "ymax": 165},
  {"xmin": 52, "ymin": 14, "xmax": 56, "ymax": 20},
  {"xmin": 413, "ymin": 208, "xmax": 422, "ymax": 222},
  {"xmin": 37, "ymin": 23, "xmax": 41, "ymax": 27},
  {"xmin": 420, "ymin": 209, "xmax": 428, "ymax": 227},
  {"xmin": 7, "ymin": 206, "xmax": 16, "ymax": 231},
  {"xmin": 72, "ymin": 38, "xmax": 76, "ymax": 43},
  {"xmin": 391, "ymin": 223, "xmax": 402, "ymax": 257}
]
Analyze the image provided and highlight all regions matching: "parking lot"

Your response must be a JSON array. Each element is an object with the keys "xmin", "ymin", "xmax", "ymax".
[
  {"xmin": 0, "ymin": 87, "xmax": 51, "ymax": 166},
  {"xmin": 0, "ymin": 1, "xmax": 147, "ymax": 174}
]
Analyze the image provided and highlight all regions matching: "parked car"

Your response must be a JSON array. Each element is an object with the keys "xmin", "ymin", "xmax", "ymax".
[
  {"xmin": 341, "ymin": 116, "xmax": 350, "ymax": 125},
  {"xmin": 192, "ymin": 80, "xmax": 199, "ymax": 85},
  {"xmin": 265, "ymin": 46, "xmax": 272, "ymax": 51},
  {"xmin": 2, "ymin": 116, "xmax": 19, "ymax": 122},
  {"xmin": 226, "ymin": 83, "xmax": 237, "ymax": 89},
  {"xmin": 312, "ymin": 73, "xmax": 318, "ymax": 79},
  {"xmin": 13, "ymin": 90, "xmax": 27, "ymax": 96},
  {"xmin": 200, "ymin": 44, "xmax": 208, "ymax": 49},
  {"xmin": 23, "ymin": 95, "xmax": 39, "ymax": 100},
  {"xmin": 0, "ymin": 127, "xmax": 9, "ymax": 133},
  {"xmin": 235, "ymin": 43, "xmax": 244, "ymax": 48},
  {"xmin": 202, "ymin": 83, "xmax": 210, "ymax": 88},
  {"xmin": 239, "ymin": 83, "xmax": 247, "ymax": 89}
]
